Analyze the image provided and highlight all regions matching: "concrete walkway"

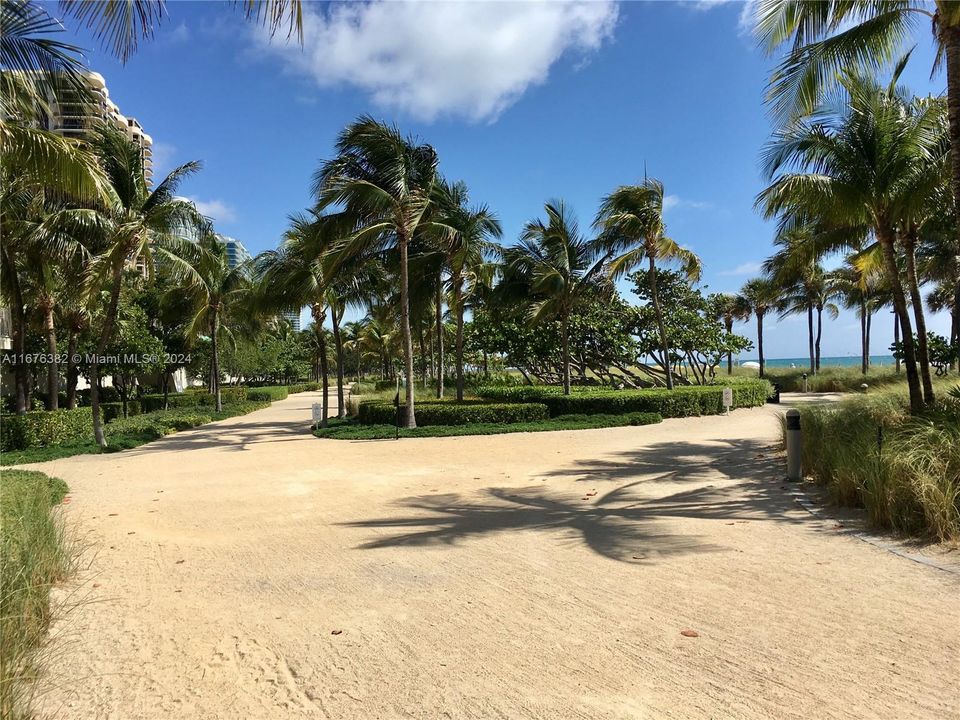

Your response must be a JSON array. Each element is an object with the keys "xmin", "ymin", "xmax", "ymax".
[{"xmin": 25, "ymin": 391, "xmax": 960, "ymax": 720}]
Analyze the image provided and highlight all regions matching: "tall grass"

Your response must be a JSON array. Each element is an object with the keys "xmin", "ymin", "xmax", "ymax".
[
  {"xmin": 786, "ymin": 382, "xmax": 960, "ymax": 541},
  {"xmin": 734, "ymin": 365, "xmax": 905, "ymax": 393},
  {"xmin": 1, "ymin": 470, "xmax": 73, "ymax": 719}
]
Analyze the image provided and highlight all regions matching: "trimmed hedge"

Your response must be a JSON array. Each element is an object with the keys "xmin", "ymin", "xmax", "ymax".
[
  {"xmin": 357, "ymin": 400, "xmax": 550, "ymax": 426},
  {"xmin": 139, "ymin": 387, "xmax": 247, "ymax": 412},
  {"xmin": 287, "ymin": 382, "xmax": 320, "ymax": 394},
  {"xmin": 475, "ymin": 380, "xmax": 772, "ymax": 418},
  {"xmin": 246, "ymin": 386, "xmax": 289, "ymax": 402},
  {"xmin": 100, "ymin": 400, "xmax": 143, "ymax": 423},
  {"xmin": 1, "ymin": 408, "xmax": 92, "ymax": 451}
]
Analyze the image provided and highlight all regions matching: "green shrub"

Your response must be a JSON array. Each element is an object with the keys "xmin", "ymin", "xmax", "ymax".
[
  {"xmin": 246, "ymin": 386, "xmax": 289, "ymax": 402},
  {"xmin": 1, "ymin": 470, "xmax": 72, "ymax": 718},
  {"xmin": 788, "ymin": 389, "xmax": 960, "ymax": 541},
  {"xmin": 139, "ymin": 387, "xmax": 247, "ymax": 412},
  {"xmin": 351, "ymin": 381, "xmax": 377, "ymax": 395},
  {"xmin": 475, "ymin": 380, "xmax": 771, "ymax": 418},
  {"xmin": 0, "ymin": 408, "xmax": 92, "ymax": 451},
  {"xmin": 357, "ymin": 400, "xmax": 550, "ymax": 426},
  {"xmin": 100, "ymin": 400, "xmax": 143, "ymax": 423},
  {"xmin": 287, "ymin": 382, "xmax": 320, "ymax": 394}
]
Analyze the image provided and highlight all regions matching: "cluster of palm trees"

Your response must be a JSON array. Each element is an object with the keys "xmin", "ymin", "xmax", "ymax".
[{"xmin": 731, "ymin": 1, "xmax": 960, "ymax": 413}]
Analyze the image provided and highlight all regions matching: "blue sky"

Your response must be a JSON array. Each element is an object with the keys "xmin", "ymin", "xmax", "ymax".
[{"xmin": 54, "ymin": 0, "xmax": 949, "ymax": 359}]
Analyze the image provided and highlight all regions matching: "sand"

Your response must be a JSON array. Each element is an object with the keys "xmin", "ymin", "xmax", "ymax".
[{"xmin": 17, "ymin": 390, "xmax": 960, "ymax": 719}]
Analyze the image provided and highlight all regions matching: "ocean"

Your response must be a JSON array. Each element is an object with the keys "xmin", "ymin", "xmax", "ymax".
[{"xmin": 739, "ymin": 355, "xmax": 896, "ymax": 369}]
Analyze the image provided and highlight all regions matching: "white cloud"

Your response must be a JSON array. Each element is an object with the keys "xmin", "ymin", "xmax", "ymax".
[
  {"xmin": 663, "ymin": 194, "xmax": 713, "ymax": 212},
  {"xmin": 150, "ymin": 141, "xmax": 176, "ymax": 177},
  {"xmin": 257, "ymin": 0, "xmax": 619, "ymax": 122},
  {"xmin": 691, "ymin": 0, "xmax": 757, "ymax": 35},
  {"xmin": 188, "ymin": 198, "xmax": 237, "ymax": 224},
  {"xmin": 168, "ymin": 21, "xmax": 191, "ymax": 44},
  {"xmin": 718, "ymin": 261, "xmax": 763, "ymax": 277}
]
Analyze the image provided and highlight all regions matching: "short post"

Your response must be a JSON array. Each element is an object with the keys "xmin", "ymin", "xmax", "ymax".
[
  {"xmin": 311, "ymin": 403, "xmax": 322, "ymax": 429},
  {"xmin": 722, "ymin": 387, "xmax": 733, "ymax": 416},
  {"xmin": 801, "ymin": 372, "xmax": 808, "ymax": 393},
  {"xmin": 785, "ymin": 409, "xmax": 802, "ymax": 482}
]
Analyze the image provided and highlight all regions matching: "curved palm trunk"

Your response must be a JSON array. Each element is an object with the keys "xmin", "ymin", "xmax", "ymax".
[
  {"xmin": 41, "ymin": 299, "xmax": 58, "ymax": 410},
  {"xmin": 756, "ymin": 312, "xmax": 765, "ymax": 379},
  {"xmin": 435, "ymin": 272, "xmax": 444, "ymax": 399},
  {"xmin": 453, "ymin": 270, "xmax": 465, "ymax": 402},
  {"xmin": 878, "ymin": 228, "xmax": 922, "ymax": 412},
  {"xmin": 91, "ymin": 267, "xmax": 124, "ymax": 447},
  {"xmin": 814, "ymin": 305, "xmax": 823, "ymax": 373},
  {"xmin": 903, "ymin": 235, "xmax": 935, "ymax": 404},
  {"xmin": 561, "ymin": 314, "xmax": 571, "ymax": 395},
  {"xmin": 330, "ymin": 302, "xmax": 345, "ymax": 419},
  {"xmin": 398, "ymin": 233, "xmax": 416, "ymax": 428},
  {"xmin": 647, "ymin": 254, "xmax": 673, "ymax": 390}
]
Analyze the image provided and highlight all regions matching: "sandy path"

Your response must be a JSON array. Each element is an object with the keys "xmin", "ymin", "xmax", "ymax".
[{"xmin": 20, "ymin": 391, "xmax": 960, "ymax": 719}]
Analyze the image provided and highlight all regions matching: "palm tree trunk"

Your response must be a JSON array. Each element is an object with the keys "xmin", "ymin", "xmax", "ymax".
[
  {"xmin": 453, "ymin": 269, "xmax": 465, "ymax": 402},
  {"xmin": 66, "ymin": 329, "xmax": 79, "ymax": 408},
  {"xmin": 318, "ymin": 333, "xmax": 330, "ymax": 428},
  {"xmin": 418, "ymin": 327, "xmax": 428, "ymax": 387},
  {"xmin": 903, "ymin": 234, "xmax": 935, "ymax": 403},
  {"xmin": 435, "ymin": 272, "xmax": 444, "ymax": 399},
  {"xmin": 647, "ymin": 254, "xmax": 673, "ymax": 390},
  {"xmin": 6, "ymin": 258, "xmax": 29, "ymax": 414},
  {"xmin": 860, "ymin": 300, "xmax": 868, "ymax": 375},
  {"xmin": 894, "ymin": 310, "xmax": 901, "ymax": 373},
  {"xmin": 943, "ymin": 24, "xmax": 960, "ymax": 308},
  {"xmin": 865, "ymin": 310, "xmax": 872, "ymax": 371},
  {"xmin": 814, "ymin": 305, "xmax": 822, "ymax": 373},
  {"xmin": 757, "ymin": 312, "xmax": 765, "ymax": 379},
  {"xmin": 41, "ymin": 299, "xmax": 58, "ymax": 410},
  {"xmin": 330, "ymin": 302, "xmax": 345, "ymax": 419},
  {"xmin": 953, "ymin": 279, "xmax": 960, "ymax": 373},
  {"xmin": 91, "ymin": 267, "xmax": 123, "ymax": 448},
  {"xmin": 211, "ymin": 311, "xmax": 222, "ymax": 412},
  {"xmin": 725, "ymin": 318, "xmax": 734, "ymax": 374},
  {"xmin": 561, "ymin": 315, "xmax": 571, "ymax": 395},
  {"xmin": 878, "ymin": 228, "xmax": 922, "ymax": 412},
  {"xmin": 398, "ymin": 233, "xmax": 416, "ymax": 427}
]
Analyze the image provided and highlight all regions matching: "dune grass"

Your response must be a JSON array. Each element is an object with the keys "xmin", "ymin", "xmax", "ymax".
[
  {"xmin": 730, "ymin": 365, "xmax": 907, "ymax": 393},
  {"xmin": 314, "ymin": 411, "xmax": 663, "ymax": 440},
  {"xmin": 786, "ymin": 379, "xmax": 960, "ymax": 541},
  {"xmin": 1, "ymin": 401, "xmax": 270, "ymax": 466},
  {"xmin": 0, "ymin": 470, "xmax": 72, "ymax": 719}
]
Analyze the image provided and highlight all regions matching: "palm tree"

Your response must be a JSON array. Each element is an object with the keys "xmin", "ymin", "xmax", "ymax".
[
  {"xmin": 710, "ymin": 293, "xmax": 751, "ymax": 374},
  {"xmin": 832, "ymin": 257, "xmax": 887, "ymax": 375},
  {"xmin": 313, "ymin": 117, "xmax": 449, "ymax": 428},
  {"xmin": 434, "ymin": 180, "xmax": 502, "ymax": 401},
  {"xmin": 757, "ymin": 71, "xmax": 943, "ymax": 411},
  {"xmin": 342, "ymin": 320, "xmax": 367, "ymax": 380},
  {"xmin": 180, "ymin": 232, "xmax": 251, "ymax": 412},
  {"xmin": 503, "ymin": 201, "xmax": 607, "ymax": 395},
  {"xmin": 737, "ymin": 277, "xmax": 779, "ymax": 379},
  {"xmin": 82, "ymin": 125, "xmax": 206, "ymax": 445},
  {"xmin": 595, "ymin": 179, "xmax": 701, "ymax": 390},
  {"xmin": 254, "ymin": 214, "xmax": 333, "ymax": 424},
  {"xmin": 753, "ymin": 0, "xmax": 960, "ymax": 258}
]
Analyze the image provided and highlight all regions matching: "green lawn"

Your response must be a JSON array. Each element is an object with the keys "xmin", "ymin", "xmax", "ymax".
[
  {"xmin": 1, "ymin": 401, "xmax": 269, "ymax": 466},
  {"xmin": 314, "ymin": 411, "xmax": 662, "ymax": 440}
]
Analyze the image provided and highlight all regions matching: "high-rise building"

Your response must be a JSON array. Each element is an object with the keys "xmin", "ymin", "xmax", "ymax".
[
  {"xmin": 221, "ymin": 236, "xmax": 252, "ymax": 269},
  {"xmin": 281, "ymin": 310, "xmax": 302, "ymax": 332},
  {"xmin": 42, "ymin": 71, "xmax": 154, "ymax": 183}
]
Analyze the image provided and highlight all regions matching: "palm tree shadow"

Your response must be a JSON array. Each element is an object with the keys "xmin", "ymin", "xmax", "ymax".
[{"xmin": 343, "ymin": 437, "xmax": 797, "ymax": 563}]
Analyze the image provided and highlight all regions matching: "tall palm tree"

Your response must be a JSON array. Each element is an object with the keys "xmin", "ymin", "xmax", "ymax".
[
  {"xmin": 833, "ymin": 257, "xmax": 887, "ymax": 375},
  {"xmin": 757, "ymin": 71, "xmax": 943, "ymax": 411},
  {"xmin": 595, "ymin": 179, "xmax": 701, "ymax": 390},
  {"xmin": 341, "ymin": 320, "xmax": 367, "ymax": 380},
  {"xmin": 313, "ymin": 117, "xmax": 450, "ymax": 428},
  {"xmin": 503, "ymin": 200, "xmax": 607, "ymax": 395},
  {"xmin": 434, "ymin": 180, "xmax": 502, "ymax": 401},
  {"xmin": 82, "ymin": 125, "xmax": 206, "ymax": 445},
  {"xmin": 180, "ymin": 232, "xmax": 251, "ymax": 412},
  {"xmin": 753, "ymin": 0, "xmax": 960, "ymax": 258},
  {"xmin": 737, "ymin": 277, "xmax": 779, "ymax": 379}
]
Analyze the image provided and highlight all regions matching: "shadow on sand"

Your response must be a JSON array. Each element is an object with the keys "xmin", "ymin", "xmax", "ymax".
[{"xmin": 343, "ymin": 437, "xmax": 800, "ymax": 564}]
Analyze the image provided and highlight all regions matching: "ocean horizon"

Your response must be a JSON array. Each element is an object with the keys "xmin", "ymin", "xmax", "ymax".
[{"xmin": 738, "ymin": 355, "xmax": 895, "ymax": 369}]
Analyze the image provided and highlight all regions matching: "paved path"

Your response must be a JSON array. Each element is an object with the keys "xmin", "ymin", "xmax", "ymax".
[{"xmin": 24, "ymin": 391, "xmax": 960, "ymax": 719}]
